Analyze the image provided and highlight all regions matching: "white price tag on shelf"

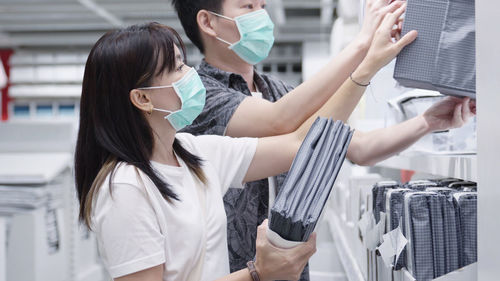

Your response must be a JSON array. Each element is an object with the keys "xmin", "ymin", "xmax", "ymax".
[{"xmin": 377, "ymin": 225, "xmax": 408, "ymax": 268}]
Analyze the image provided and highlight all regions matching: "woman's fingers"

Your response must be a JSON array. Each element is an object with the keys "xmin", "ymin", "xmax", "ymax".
[
  {"xmin": 452, "ymin": 102, "xmax": 464, "ymax": 128},
  {"xmin": 256, "ymin": 219, "xmax": 269, "ymax": 247},
  {"xmin": 470, "ymin": 99, "xmax": 477, "ymax": 114},
  {"xmin": 380, "ymin": 0, "xmax": 405, "ymax": 16},
  {"xmin": 381, "ymin": 3, "xmax": 407, "ymax": 30},
  {"xmin": 293, "ymin": 232, "xmax": 317, "ymax": 260},
  {"xmin": 394, "ymin": 30, "xmax": 418, "ymax": 51},
  {"xmin": 461, "ymin": 98, "xmax": 472, "ymax": 123}
]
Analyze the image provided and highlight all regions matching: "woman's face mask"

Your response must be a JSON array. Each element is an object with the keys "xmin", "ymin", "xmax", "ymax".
[
  {"xmin": 138, "ymin": 68, "xmax": 206, "ymax": 131},
  {"xmin": 210, "ymin": 9, "xmax": 275, "ymax": 65}
]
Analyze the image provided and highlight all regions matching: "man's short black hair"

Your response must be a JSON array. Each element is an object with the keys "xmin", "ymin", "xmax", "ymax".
[{"xmin": 171, "ymin": 0, "xmax": 224, "ymax": 53}]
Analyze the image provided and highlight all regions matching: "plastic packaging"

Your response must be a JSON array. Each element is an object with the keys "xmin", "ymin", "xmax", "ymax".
[
  {"xmin": 269, "ymin": 118, "xmax": 353, "ymax": 242},
  {"xmin": 394, "ymin": 0, "xmax": 476, "ymax": 98}
]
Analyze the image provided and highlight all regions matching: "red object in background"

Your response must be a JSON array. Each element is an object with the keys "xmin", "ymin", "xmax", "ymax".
[
  {"xmin": 400, "ymin": 169, "xmax": 416, "ymax": 183},
  {"xmin": 0, "ymin": 49, "xmax": 14, "ymax": 121}
]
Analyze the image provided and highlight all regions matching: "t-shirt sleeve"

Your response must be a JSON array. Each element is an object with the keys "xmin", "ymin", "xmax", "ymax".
[
  {"xmin": 181, "ymin": 75, "xmax": 248, "ymax": 136},
  {"xmin": 191, "ymin": 134, "xmax": 258, "ymax": 194},
  {"xmin": 93, "ymin": 183, "xmax": 165, "ymax": 278}
]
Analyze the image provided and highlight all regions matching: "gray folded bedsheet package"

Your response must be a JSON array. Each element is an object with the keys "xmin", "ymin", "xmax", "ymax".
[
  {"xmin": 426, "ymin": 188, "xmax": 460, "ymax": 276},
  {"xmin": 394, "ymin": 0, "xmax": 476, "ymax": 98},
  {"xmin": 404, "ymin": 179, "xmax": 438, "ymax": 191},
  {"xmin": 372, "ymin": 181, "xmax": 401, "ymax": 223},
  {"xmin": 404, "ymin": 192, "xmax": 437, "ymax": 281},
  {"xmin": 269, "ymin": 117, "xmax": 353, "ymax": 242},
  {"xmin": 429, "ymin": 178, "xmax": 463, "ymax": 186},
  {"xmin": 453, "ymin": 192, "xmax": 477, "ymax": 268},
  {"xmin": 448, "ymin": 181, "xmax": 477, "ymax": 192},
  {"xmin": 385, "ymin": 188, "xmax": 412, "ymax": 269}
]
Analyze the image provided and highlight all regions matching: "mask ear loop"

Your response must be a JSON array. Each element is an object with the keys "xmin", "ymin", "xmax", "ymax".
[
  {"xmin": 208, "ymin": 11, "xmax": 238, "ymax": 46},
  {"xmin": 137, "ymin": 85, "xmax": 174, "ymax": 90},
  {"xmin": 136, "ymin": 85, "xmax": 177, "ymax": 116}
]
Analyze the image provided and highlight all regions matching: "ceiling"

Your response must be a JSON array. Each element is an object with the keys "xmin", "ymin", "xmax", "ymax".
[{"xmin": 0, "ymin": 0, "xmax": 336, "ymax": 49}]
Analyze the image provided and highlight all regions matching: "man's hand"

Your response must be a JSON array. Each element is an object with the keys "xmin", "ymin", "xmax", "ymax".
[{"xmin": 423, "ymin": 97, "xmax": 476, "ymax": 133}]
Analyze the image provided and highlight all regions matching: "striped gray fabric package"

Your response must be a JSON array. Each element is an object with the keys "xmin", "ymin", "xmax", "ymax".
[
  {"xmin": 453, "ymin": 192, "xmax": 477, "ymax": 268},
  {"xmin": 372, "ymin": 181, "xmax": 400, "ymax": 223},
  {"xmin": 404, "ymin": 192, "xmax": 436, "ymax": 281},
  {"xmin": 372, "ymin": 180, "xmax": 476, "ymax": 280},
  {"xmin": 269, "ymin": 117, "xmax": 353, "ymax": 242},
  {"xmin": 385, "ymin": 188, "xmax": 412, "ymax": 269}
]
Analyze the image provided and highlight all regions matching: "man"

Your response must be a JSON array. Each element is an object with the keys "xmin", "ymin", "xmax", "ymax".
[{"xmin": 172, "ymin": 0, "xmax": 475, "ymax": 278}]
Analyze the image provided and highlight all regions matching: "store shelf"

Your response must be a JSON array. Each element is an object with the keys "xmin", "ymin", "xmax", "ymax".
[
  {"xmin": 396, "ymin": 264, "xmax": 477, "ymax": 281},
  {"xmin": 325, "ymin": 208, "xmax": 365, "ymax": 281},
  {"xmin": 376, "ymin": 152, "xmax": 477, "ymax": 182}
]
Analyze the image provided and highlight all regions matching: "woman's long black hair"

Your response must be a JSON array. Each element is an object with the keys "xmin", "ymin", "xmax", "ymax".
[{"xmin": 75, "ymin": 22, "xmax": 205, "ymax": 229}]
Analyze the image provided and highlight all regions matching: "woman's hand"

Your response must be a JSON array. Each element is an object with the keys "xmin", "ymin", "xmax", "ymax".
[
  {"xmin": 253, "ymin": 220, "xmax": 317, "ymax": 281},
  {"xmin": 423, "ymin": 97, "xmax": 476, "ymax": 133},
  {"xmin": 358, "ymin": 0, "xmax": 406, "ymax": 46},
  {"xmin": 352, "ymin": 3, "xmax": 418, "ymax": 84}
]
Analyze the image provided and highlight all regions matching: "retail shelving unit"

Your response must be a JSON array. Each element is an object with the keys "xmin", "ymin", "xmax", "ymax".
[
  {"xmin": 322, "ymin": 1, "xmax": 492, "ymax": 280},
  {"xmin": 377, "ymin": 153, "xmax": 477, "ymax": 182}
]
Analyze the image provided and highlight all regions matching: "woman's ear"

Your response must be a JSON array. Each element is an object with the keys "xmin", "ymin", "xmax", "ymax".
[
  {"xmin": 197, "ymin": 9, "xmax": 218, "ymax": 38},
  {"xmin": 130, "ymin": 89, "xmax": 153, "ymax": 114}
]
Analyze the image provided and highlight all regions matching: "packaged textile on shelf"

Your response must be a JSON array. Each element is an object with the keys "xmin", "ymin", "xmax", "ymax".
[
  {"xmin": 404, "ymin": 191, "xmax": 437, "ymax": 281},
  {"xmin": 448, "ymin": 181, "xmax": 477, "ymax": 192},
  {"xmin": 365, "ymin": 180, "xmax": 477, "ymax": 280},
  {"xmin": 428, "ymin": 189, "xmax": 460, "ymax": 276},
  {"xmin": 385, "ymin": 188, "xmax": 412, "ymax": 269},
  {"xmin": 372, "ymin": 181, "xmax": 400, "ymax": 223},
  {"xmin": 269, "ymin": 117, "xmax": 353, "ymax": 242},
  {"xmin": 429, "ymin": 178, "xmax": 462, "ymax": 186},
  {"xmin": 394, "ymin": 0, "xmax": 476, "ymax": 98},
  {"xmin": 453, "ymin": 192, "xmax": 477, "ymax": 268},
  {"xmin": 404, "ymin": 180, "xmax": 438, "ymax": 190}
]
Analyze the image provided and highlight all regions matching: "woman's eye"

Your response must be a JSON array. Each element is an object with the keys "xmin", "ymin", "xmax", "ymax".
[
  {"xmin": 177, "ymin": 64, "xmax": 184, "ymax": 71},
  {"xmin": 244, "ymin": 4, "xmax": 254, "ymax": 9},
  {"xmin": 261, "ymin": 4, "xmax": 266, "ymax": 8}
]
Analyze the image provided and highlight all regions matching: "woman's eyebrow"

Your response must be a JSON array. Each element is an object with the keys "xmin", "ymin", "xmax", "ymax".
[{"xmin": 175, "ymin": 54, "xmax": 183, "ymax": 62}]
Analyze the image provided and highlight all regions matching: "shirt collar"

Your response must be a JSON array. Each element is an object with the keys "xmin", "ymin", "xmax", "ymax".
[{"xmin": 197, "ymin": 59, "xmax": 270, "ymax": 97}]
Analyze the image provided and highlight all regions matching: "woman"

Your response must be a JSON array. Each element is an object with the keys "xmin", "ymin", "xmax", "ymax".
[
  {"xmin": 75, "ymin": 8, "xmax": 471, "ymax": 281},
  {"xmin": 75, "ymin": 22, "xmax": 317, "ymax": 281}
]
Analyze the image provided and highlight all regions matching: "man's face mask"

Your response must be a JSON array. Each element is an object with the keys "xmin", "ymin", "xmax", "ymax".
[
  {"xmin": 138, "ymin": 68, "xmax": 206, "ymax": 131},
  {"xmin": 210, "ymin": 9, "xmax": 275, "ymax": 65}
]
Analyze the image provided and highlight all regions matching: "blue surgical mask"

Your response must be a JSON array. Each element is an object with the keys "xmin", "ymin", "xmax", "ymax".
[
  {"xmin": 138, "ymin": 68, "xmax": 206, "ymax": 131},
  {"xmin": 210, "ymin": 9, "xmax": 275, "ymax": 65}
]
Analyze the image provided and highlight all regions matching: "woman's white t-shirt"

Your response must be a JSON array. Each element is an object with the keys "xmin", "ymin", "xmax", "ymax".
[{"xmin": 92, "ymin": 133, "xmax": 257, "ymax": 280}]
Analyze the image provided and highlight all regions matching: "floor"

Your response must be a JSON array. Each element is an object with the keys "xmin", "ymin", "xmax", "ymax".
[{"xmin": 309, "ymin": 218, "xmax": 348, "ymax": 281}]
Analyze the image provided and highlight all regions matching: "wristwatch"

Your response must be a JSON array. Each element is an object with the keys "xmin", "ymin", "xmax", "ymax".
[{"xmin": 247, "ymin": 261, "xmax": 261, "ymax": 281}]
